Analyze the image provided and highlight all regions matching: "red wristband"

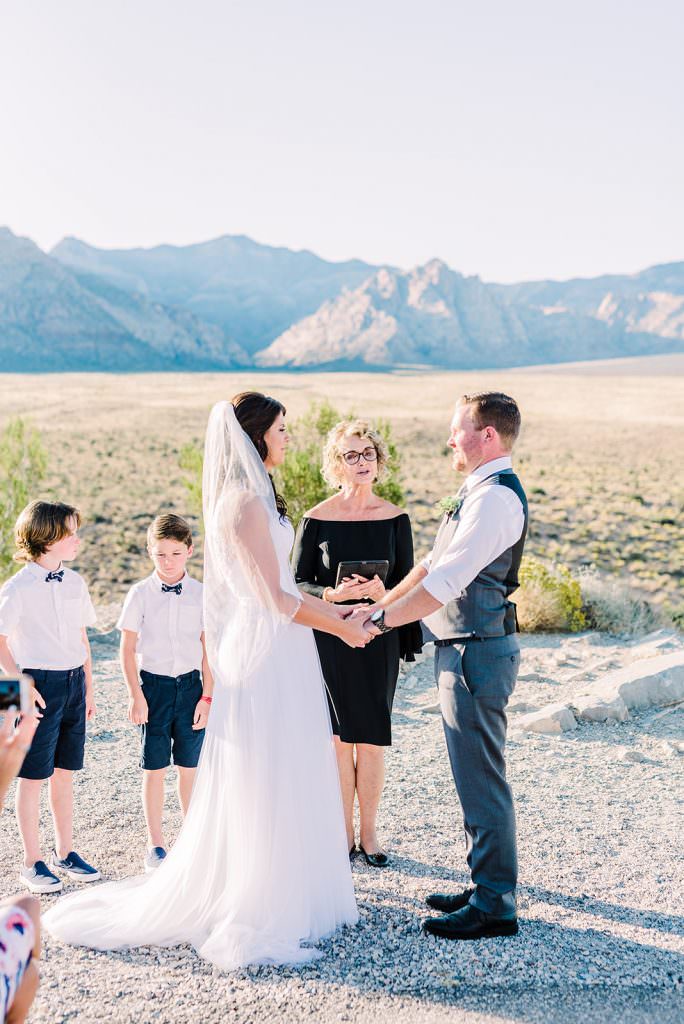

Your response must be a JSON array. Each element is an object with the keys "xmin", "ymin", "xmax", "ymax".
[{"xmin": 200, "ymin": 695, "xmax": 213, "ymax": 704}]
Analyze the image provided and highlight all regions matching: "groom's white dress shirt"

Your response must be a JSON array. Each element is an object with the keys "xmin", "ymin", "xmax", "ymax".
[{"xmin": 421, "ymin": 456, "xmax": 525, "ymax": 607}]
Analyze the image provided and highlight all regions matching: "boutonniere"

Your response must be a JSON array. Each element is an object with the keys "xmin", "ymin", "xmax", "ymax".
[{"xmin": 436, "ymin": 495, "xmax": 463, "ymax": 518}]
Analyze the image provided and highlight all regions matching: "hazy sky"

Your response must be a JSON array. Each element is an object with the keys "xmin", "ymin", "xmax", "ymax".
[{"xmin": 1, "ymin": 0, "xmax": 682, "ymax": 281}]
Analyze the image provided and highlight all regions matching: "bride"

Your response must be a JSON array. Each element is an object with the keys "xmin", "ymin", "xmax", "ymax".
[{"xmin": 43, "ymin": 393, "xmax": 370, "ymax": 969}]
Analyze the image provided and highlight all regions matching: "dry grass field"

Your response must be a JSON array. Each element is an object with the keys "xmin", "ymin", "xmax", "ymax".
[{"xmin": 1, "ymin": 358, "xmax": 682, "ymax": 622}]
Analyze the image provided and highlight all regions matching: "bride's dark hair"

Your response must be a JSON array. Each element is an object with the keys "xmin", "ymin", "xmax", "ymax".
[{"xmin": 231, "ymin": 391, "xmax": 288, "ymax": 518}]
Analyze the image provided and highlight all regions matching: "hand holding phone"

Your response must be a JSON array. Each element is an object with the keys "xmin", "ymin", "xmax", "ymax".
[
  {"xmin": 0, "ymin": 697, "xmax": 39, "ymax": 805},
  {"xmin": 0, "ymin": 675, "xmax": 33, "ymax": 715}
]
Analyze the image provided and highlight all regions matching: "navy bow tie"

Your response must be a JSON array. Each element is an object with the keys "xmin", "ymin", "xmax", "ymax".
[
  {"xmin": 161, "ymin": 582, "xmax": 183, "ymax": 595},
  {"xmin": 45, "ymin": 570, "xmax": 64, "ymax": 583}
]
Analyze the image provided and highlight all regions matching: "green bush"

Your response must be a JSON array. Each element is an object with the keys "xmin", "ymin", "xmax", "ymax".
[
  {"xmin": 179, "ymin": 400, "xmax": 405, "ymax": 529},
  {"xmin": 275, "ymin": 400, "xmax": 341, "ymax": 527},
  {"xmin": 178, "ymin": 443, "xmax": 204, "ymax": 515},
  {"xmin": 670, "ymin": 605, "xmax": 684, "ymax": 632},
  {"xmin": 372, "ymin": 417, "xmax": 405, "ymax": 507},
  {"xmin": 516, "ymin": 556, "xmax": 587, "ymax": 632},
  {"xmin": 0, "ymin": 418, "xmax": 48, "ymax": 582}
]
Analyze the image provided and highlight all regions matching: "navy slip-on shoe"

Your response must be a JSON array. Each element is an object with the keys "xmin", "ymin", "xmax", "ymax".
[
  {"xmin": 144, "ymin": 846, "xmax": 167, "ymax": 873},
  {"xmin": 49, "ymin": 850, "xmax": 101, "ymax": 883},
  {"xmin": 20, "ymin": 859, "xmax": 63, "ymax": 894}
]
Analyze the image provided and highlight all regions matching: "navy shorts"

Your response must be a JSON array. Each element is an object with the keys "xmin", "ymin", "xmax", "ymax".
[
  {"xmin": 18, "ymin": 667, "xmax": 86, "ymax": 780},
  {"xmin": 139, "ymin": 669, "xmax": 205, "ymax": 771}
]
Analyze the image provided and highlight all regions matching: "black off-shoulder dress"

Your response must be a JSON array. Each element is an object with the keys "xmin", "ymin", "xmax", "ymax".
[{"xmin": 291, "ymin": 513, "xmax": 423, "ymax": 746}]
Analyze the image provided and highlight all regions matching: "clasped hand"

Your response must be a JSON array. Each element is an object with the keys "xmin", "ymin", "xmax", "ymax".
[
  {"xmin": 330, "ymin": 573, "xmax": 386, "ymax": 603},
  {"xmin": 333, "ymin": 601, "xmax": 382, "ymax": 647}
]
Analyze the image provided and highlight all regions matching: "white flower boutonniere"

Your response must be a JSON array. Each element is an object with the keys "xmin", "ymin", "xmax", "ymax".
[{"xmin": 437, "ymin": 495, "xmax": 463, "ymax": 518}]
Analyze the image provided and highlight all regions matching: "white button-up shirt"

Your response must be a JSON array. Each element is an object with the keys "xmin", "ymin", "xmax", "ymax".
[
  {"xmin": 0, "ymin": 562, "xmax": 97, "ymax": 670},
  {"xmin": 117, "ymin": 572, "xmax": 204, "ymax": 678},
  {"xmin": 422, "ymin": 457, "xmax": 525, "ymax": 611}
]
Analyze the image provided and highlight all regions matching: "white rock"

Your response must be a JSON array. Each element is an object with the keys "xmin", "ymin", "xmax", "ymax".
[
  {"xmin": 410, "ymin": 692, "xmax": 442, "ymax": 715},
  {"xmin": 571, "ymin": 693, "xmax": 629, "ymax": 723},
  {"xmin": 660, "ymin": 740, "xmax": 684, "ymax": 758},
  {"xmin": 635, "ymin": 628, "xmax": 669, "ymax": 643},
  {"xmin": 590, "ymin": 652, "xmax": 684, "ymax": 711},
  {"xmin": 632, "ymin": 629, "xmax": 678, "ymax": 651},
  {"xmin": 517, "ymin": 703, "xmax": 577, "ymax": 735}
]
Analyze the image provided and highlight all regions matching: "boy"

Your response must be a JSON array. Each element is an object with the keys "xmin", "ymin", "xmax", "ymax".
[
  {"xmin": 0, "ymin": 500, "xmax": 100, "ymax": 893},
  {"xmin": 118, "ymin": 513, "xmax": 213, "ymax": 872}
]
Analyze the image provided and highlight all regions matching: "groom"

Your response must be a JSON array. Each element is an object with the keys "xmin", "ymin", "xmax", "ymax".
[{"xmin": 363, "ymin": 391, "xmax": 527, "ymax": 940}]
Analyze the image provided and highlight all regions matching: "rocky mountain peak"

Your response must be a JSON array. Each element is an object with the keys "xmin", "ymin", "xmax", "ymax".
[{"xmin": 2, "ymin": 228, "xmax": 683, "ymax": 371}]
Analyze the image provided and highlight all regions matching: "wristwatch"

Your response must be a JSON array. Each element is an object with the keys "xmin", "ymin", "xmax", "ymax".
[{"xmin": 369, "ymin": 608, "xmax": 393, "ymax": 634}]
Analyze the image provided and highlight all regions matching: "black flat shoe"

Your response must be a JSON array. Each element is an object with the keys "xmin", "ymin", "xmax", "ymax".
[
  {"xmin": 358, "ymin": 845, "xmax": 389, "ymax": 868},
  {"xmin": 425, "ymin": 886, "xmax": 475, "ymax": 913},
  {"xmin": 422, "ymin": 903, "xmax": 519, "ymax": 941}
]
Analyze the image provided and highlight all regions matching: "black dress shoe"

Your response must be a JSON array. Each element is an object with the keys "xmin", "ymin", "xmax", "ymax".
[
  {"xmin": 423, "ymin": 903, "xmax": 519, "ymax": 940},
  {"xmin": 425, "ymin": 887, "xmax": 475, "ymax": 913},
  {"xmin": 358, "ymin": 845, "xmax": 389, "ymax": 868}
]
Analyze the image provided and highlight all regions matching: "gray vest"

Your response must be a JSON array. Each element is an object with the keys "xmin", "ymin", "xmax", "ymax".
[{"xmin": 423, "ymin": 469, "xmax": 528, "ymax": 641}]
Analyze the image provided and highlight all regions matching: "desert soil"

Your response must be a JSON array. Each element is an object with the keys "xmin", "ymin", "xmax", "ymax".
[
  {"xmin": 0, "ymin": 627, "xmax": 682, "ymax": 1024},
  {"xmin": 0, "ymin": 365, "xmax": 683, "ymax": 619},
  {"xmin": 0, "ymin": 363, "xmax": 682, "ymax": 1022}
]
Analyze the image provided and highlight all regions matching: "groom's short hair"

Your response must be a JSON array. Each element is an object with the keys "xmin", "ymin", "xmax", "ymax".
[{"xmin": 460, "ymin": 392, "xmax": 521, "ymax": 449}]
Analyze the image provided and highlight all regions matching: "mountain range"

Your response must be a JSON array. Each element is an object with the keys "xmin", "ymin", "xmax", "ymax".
[{"xmin": 0, "ymin": 226, "xmax": 682, "ymax": 371}]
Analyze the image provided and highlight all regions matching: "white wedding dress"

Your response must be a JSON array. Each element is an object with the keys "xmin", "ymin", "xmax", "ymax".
[{"xmin": 43, "ymin": 402, "xmax": 358, "ymax": 970}]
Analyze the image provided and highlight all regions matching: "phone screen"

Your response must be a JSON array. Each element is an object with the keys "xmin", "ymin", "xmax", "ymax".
[{"xmin": 0, "ymin": 676, "xmax": 31, "ymax": 714}]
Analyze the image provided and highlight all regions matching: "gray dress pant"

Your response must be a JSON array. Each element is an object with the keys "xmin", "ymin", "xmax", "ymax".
[{"xmin": 435, "ymin": 634, "xmax": 520, "ymax": 917}]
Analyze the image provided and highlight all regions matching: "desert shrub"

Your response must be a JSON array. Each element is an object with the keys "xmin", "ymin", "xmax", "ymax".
[
  {"xmin": 516, "ymin": 556, "xmax": 587, "ymax": 632},
  {"xmin": 372, "ymin": 418, "xmax": 405, "ymax": 507},
  {"xmin": 179, "ymin": 443, "xmax": 203, "ymax": 515},
  {"xmin": 179, "ymin": 400, "xmax": 405, "ymax": 529},
  {"xmin": 275, "ymin": 400, "xmax": 341, "ymax": 528},
  {"xmin": 0, "ymin": 418, "xmax": 48, "ymax": 582},
  {"xmin": 579, "ymin": 568, "xmax": 661, "ymax": 636}
]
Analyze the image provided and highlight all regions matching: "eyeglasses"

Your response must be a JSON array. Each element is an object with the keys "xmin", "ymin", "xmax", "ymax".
[{"xmin": 341, "ymin": 447, "xmax": 378, "ymax": 466}]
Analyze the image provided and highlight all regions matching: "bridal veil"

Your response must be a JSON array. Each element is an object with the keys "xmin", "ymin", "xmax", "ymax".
[{"xmin": 43, "ymin": 400, "xmax": 358, "ymax": 969}]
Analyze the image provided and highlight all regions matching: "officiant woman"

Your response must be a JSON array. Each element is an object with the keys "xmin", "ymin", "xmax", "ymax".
[{"xmin": 292, "ymin": 419, "xmax": 422, "ymax": 866}]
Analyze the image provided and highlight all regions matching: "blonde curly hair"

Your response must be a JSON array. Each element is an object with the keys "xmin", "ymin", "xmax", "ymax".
[{"xmin": 322, "ymin": 419, "xmax": 390, "ymax": 489}]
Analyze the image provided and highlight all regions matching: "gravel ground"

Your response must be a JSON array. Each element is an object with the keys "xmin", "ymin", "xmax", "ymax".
[{"xmin": 1, "ymin": 628, "xmax": 682, "ymax": 1024}]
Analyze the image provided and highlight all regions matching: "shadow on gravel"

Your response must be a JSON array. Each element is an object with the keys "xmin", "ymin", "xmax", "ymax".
[
  {"xmin": 442, "ymin": 986, "xmax": 684, "ymax": 1024},
  {"xmin": 240, "ymin": 909, "xmax": 684, "ymax": 1007},
  {"xmin": 365, "ymin": 855, "xmax": 462, "ymax": 881},
  {"xmin": 78, "ymin": 910, "xmax": 684, "ymax": 1024},
  {"xmin": 524, "ymin": 886, "xmax": 684, "ymax": 936}
]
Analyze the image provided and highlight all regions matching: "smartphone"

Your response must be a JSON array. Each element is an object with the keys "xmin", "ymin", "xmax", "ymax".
[{"xmin": 0, "ymin": 675, "xmax": 33, "ymax": 714}]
